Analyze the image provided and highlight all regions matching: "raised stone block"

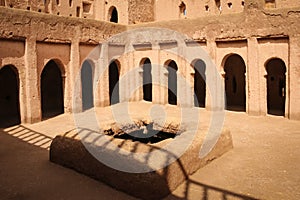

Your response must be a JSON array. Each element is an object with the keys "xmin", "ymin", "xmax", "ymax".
[{"xmin": 50, "ymin": 120, "xmax": 232, "ymax": 200}]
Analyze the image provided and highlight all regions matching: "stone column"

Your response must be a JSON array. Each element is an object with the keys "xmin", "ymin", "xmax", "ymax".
[
  {"xmin": 155, "ymin": 43, "xmax": 167, "ymax": 105},
  {"xmin": 100, "ymin": 43, "xmax": 109, "ymax": 106},
  {"xmin": 288, "ymin": 36, "xmax": 300, "ymax": 120},
  {"xmin": 205, "ymin": 39, "xmax": 217, "ymax": 110},
  {"xmin": 128, "ymin": 50, "xmax": 137, "ymax": 102},
  {"xmin": 247, "ymin": 37, "xmax": 261, "ymax": 115},
  {"xmin": 24, "ymin": 37, "xmax": 40, "ymax": 123},
  {"xmin": 70, "ymin": 39, "xmax": 81, "ymax": 113}
]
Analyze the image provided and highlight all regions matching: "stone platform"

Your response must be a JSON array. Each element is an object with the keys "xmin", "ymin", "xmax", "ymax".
[{"xmin": 50, "ymin": 117, "xmax": 232, "ymax": 200}]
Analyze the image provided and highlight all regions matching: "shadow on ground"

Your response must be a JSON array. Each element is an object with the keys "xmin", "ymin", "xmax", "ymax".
[{"xmin": 0, "ymin": 126, "xmax": 258, "ymax": 200}]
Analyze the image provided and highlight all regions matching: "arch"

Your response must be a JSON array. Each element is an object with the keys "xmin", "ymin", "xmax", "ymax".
[
  {"xmin": 223, "ymin": 54, "xmax": 246, "ymax": 111},
  {"xmin": 265, "ymin": 58, "xmax": 286, "ymax": 116},
  {"xmin": 109, "ymin": 60, "xmax": 120, "ymax": 105},
  {"xmin": 109, "ymin": 6, "xmax": 118, "ymax": 23},
  {"xmin": 215, "ymin": 0, "xmax": 221, "ymax": 10},
  {"xmin": 41, "ymin": 60, "xmax": 64, "ymax": 119},
  {"xmin": 81, "ymin": 60, "xmax": 94, "ymax": 111},
  {"xmin": 192, "ymin": 59, "xmax": 206, "ymax": 107},
  {"xmin": 165, "ymin": 60, "xmax": 178, "ymax": 105},
  {"xmin": 141, "ymin": 58, "xmax": 152, "ymax": 102},
  {"xmin": 179, "ymin": 1, "xmax": 186, "ymax": 18},
  {"xmin": 0, "ymin": 65, "xmax": 21, "ymax": 127}
]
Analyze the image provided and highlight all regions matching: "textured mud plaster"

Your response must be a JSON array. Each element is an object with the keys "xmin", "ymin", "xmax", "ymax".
[{"xmin": 128, "ymin": 0, "xmax": 154, "ymax": 24}]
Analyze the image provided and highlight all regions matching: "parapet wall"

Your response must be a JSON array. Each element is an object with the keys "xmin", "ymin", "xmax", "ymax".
[{"xmin": 1, "ymin": 0, "xmax": 299, "ymax": 24}]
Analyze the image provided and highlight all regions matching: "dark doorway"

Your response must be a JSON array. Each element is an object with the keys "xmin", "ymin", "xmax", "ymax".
[
  {"xmin": 194, "ymin": 60, "xmax": 206, "ymax": 107},
  {"xmin": 179, "ymin": 1, "xmax": 186, "ymax": 17},
  {"xmin": 81, "ymin": 60, "xmax": 94, "ymax": 111},
  {"xmin": 0, "ymin": 65, "xmax": 21, "ymax": 127},
  {"xmin": 266, "ymin": 58, "xmax": 286, "ymax": 116},
  {"xmin": 224, "ymin": 54, "xmax": 246, "ymax": 111},
  {"xmin": 41, "ymin": 60, "xmax": 64, "ymax": 119},
  {"xmin": 110, "ymin": 7, "xmax": 118, "ymax": 23},
  {"xmin": 142, "ymin": 58, "xmax": 152, "ymax": 102},
  {"xmin": 167, "ymin": 61, "xmax": 178, "ymax": 105},
  {"xmin": 109, "ymin": 60, "xmax": 120, "ymax": 105}
]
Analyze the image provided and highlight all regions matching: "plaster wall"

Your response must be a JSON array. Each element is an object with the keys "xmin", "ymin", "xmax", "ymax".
[
  {"xmin": 154, "ymin": 0, "xmax": 245, "ymax": 22},
  {"xmin": 264, "ymin": 0, "xmax": 300, "ymax": 9}
]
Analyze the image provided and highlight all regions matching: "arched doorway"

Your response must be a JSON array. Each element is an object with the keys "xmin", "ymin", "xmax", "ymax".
[
  {"xmin": 224, "ymin": 54, "xmax": 246, "ymax": 111},
  {"xmin": 266, "ymin": 58, "xmax": 286, "ymax": 116},
  {"xmin": 0, "ymin": 65, "xmax": 20, "ymax": 127},
  {"xmin": 193, "ymin": 59, "xmax": 206, "ymax": 107},
  {"xmin": 81, "ymin": 60, "xmax": 94, "ymax": 111},
  {"xmin": 41, "ymin": 60, "xmax": 64, "ymax": 119},
  {"xmin": 179, "ymin": 1, "xmax": 186, "ymax": 18},
  {"xmin": 109, "ymin": 60, "xmax": 120, "ymax": 105},
  {"xmin": 109, "ymin": 6, "xmax": 118, "ymax": 23},
  {"xmin": 142, "ymin": 58, "xmax": 152, "ymax": 102},
  {"xmin": 167, "ymin": 60, "xmax": 178, "ymax": 105}
]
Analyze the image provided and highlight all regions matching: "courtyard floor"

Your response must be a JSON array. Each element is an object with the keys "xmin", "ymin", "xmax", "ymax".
[{"xmin": 0, "ymin": 102, "xmax": 299, "ymax": 200}]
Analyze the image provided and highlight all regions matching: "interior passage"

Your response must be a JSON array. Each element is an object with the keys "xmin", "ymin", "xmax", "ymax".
[
  {"xmin": 224, "ymin": 54, "xmax": 246, "ymax": 112},
  {"xmin": 168, "ymin": 60, "xmax": 178, "ymax": 105},
  {"xmin": 0, "ymin": 65, "xmax": 20, "ymax": 127},
  {"xmin": 41, "ymin": 60, "xmax": 64, "ymax": 119},
  {"xmin": 81, "ymin": 60, "xmax": 94, "ymax": 111},
  {"xmin": 266, "ymin": 58, "xmax": 286, "ymax": 116},
  {"xmin": 194, "ymin": 59, "xmax": 206, "ymax": 107},
  {"xmin": 109, "ymin": 60, "xmax": 120, "ymax": 105},
  {"xmin": 142, "ymin": 58, "xmax": 152, "ymax": 102}
]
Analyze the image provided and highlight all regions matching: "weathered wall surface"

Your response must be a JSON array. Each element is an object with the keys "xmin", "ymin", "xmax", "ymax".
[
  {"xmin": 128, "ymin": 0, "xmax": 154, "ymax": 24},
  {"xmin": 2, "ymin": 0, "xmax": 45, "ymax": 12},
  {"xmin": 1, "ymin": 0, "xmax": 299, "ymax": 24},
  {"xmin": 154, "ymin": 0, "xmax": 245, "ymax": 21}
]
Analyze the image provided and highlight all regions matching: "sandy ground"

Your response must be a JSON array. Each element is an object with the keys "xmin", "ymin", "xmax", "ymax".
[{"xmin": 0, "ymin": 102, "xmax": 299, "ymax": 200}]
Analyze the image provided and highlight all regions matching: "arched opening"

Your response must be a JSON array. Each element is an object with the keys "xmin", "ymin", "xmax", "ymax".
[
  {"xmin": 179, "ymin": 1, "xmax": 186, "ymax": 18},
  {"xmin": 167, "ymin": 60, "xmax": 178, "ymax": 105},
  {"xmin": 193, "ymin": 59, "xmax": 206, "ymax": 107},
  {"xmin": 109, "ymin": 6, "xmax": 118, "ymax": 23},
  {"xmin": 215, "ymin": 0, "xmax": 221, "ymax": 10},
  {"xmin": 0, "ymin": 65, "xmax": 20, "ymax": 127},
  {"xmin": 142, "ymin": 58, "xmax": 152, "ymax": 102},
  {"xmin": 109, "ymin": 60, "xmax": 120, "ymax": 105},
  {"xmin": 81, "ymin": 60, "xmax": 94, "ymax": 111},
  {"xmin": 41, "ymin": 60, "xmax": 64, "ymax": 119},
  {"xmin": 266, "ymin": 58, "xmax": 286, "ymax": 116},
  {"xmin": 224, "ymin": 54, "xmax": 246, "ymax": 111}
]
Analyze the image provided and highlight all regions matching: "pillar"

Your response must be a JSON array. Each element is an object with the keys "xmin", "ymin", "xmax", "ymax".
[
  {"xmin": 70, "ymin": 39, "xmax": 81, "ymax": 112},
  {"xmin": 247, "ymin": 37, "xmax": 261, "ymax": 115},
  {"xmin": 289, "ymin": 36, "xmax": 300, "ymax": 120},
  {"xmin": 24, "ymin": 37, "xmax": 41, "ymax": 123}
]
